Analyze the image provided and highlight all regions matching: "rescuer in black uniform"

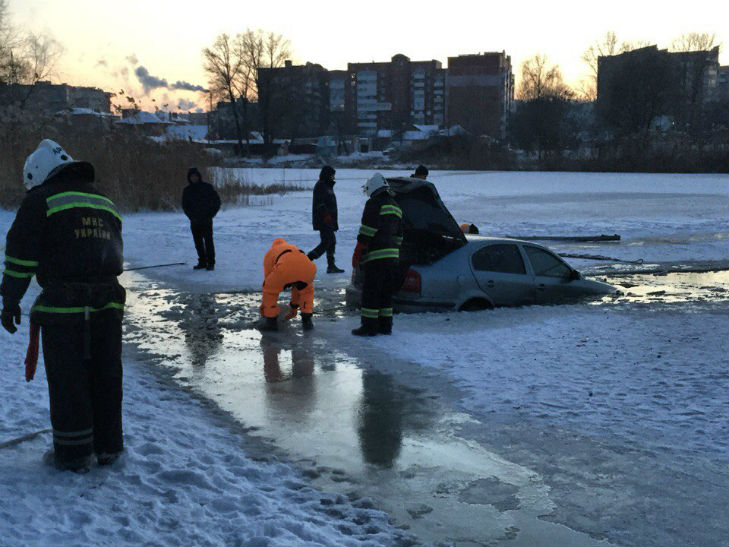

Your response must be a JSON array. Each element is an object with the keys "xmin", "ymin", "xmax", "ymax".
[
  {"xmin": 182, "ymin": 167, "xmax": 220, "ymax": 270},
  {"xmin": 351, "ymin": 173, "xmax": 403, "ymax": 336},
  {"xmin": 307, "ymin": 165, "xmax": 344, "ymax": 273},
  {"xmin": 0, "ymin": 139, "xmax": 125, "ymax": 472}
]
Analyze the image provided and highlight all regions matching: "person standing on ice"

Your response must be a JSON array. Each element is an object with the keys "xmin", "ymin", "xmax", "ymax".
[
  {"xmin": 182, "ymin": 167, "xmax": 220, "ymax": 270},
  {"xmin": 0, "ymin": 139, "xmax": 126, "ymax": 472},
  {"xmin": 351, "ymin": 173, "xmax": 403, "ymax": 336},
  {"xmin": 259, "ymin": 238, "xmax": 317, "ymax": 331},
  {"xmin": 411, "ymin": 164, "xmax": 428, "ymax": 180},
  {"xmin": 307, "ymin": 165, "xmax": 344, "ymax": 273}
]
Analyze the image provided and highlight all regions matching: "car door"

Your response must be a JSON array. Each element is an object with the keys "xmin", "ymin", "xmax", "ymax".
[
  {"xmin": 523, "ymin": 245, "xmax": 581, "ymax": 304},
  {"xmin": 469, "ymin": 243, "xmax": 535, "ymax": 306}
]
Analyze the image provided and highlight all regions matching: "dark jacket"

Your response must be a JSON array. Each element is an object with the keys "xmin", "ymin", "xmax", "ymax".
[
  {"xmin": 356, "ymin": 189, "xmax": 403, "ymax": 263},
  {"xmin": 0, "ymin": 162, "xmax": 125, "ymax": 324},
  {"xmin": 312, "ymin": 178, "xmax": 338, "ymax": 231},
  {"xmin": 182, "ymin": 168, "xmax": 221, "ymax": 224}
]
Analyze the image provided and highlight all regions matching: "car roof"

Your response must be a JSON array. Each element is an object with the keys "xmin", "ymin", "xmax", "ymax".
[{"xmin": 465, "ymin": 234, "xmax": 551, "ymax": 250}]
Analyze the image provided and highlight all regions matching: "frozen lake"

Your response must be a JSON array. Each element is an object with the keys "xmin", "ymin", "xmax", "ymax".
[
  {"xmin": 1, "ymin": 169, "xmax": 727, "ymax": 546},
  {"xmin": 121, "ymin": 170, "xmax": 727, "ymax": 546}
]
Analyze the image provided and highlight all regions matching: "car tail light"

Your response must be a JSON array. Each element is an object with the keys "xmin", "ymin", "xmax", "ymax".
[{"xmin": 400, "ymin": 268, "xmax": 421, "ymax": 294}]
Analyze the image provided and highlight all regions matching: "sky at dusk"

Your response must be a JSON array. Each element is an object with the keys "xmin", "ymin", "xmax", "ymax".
[{"xmin": 9, "ymin": 0, "xmax": 729, "ymax": 112}]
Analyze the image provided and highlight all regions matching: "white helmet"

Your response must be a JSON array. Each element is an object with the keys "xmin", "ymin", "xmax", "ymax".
[
  {"xmin": 23, "ymin": 139, "xmax": 74, "ymax": 190},
  {"xmin": 362, "ymin": 173, "xmax": 388, "ymax": 197}
]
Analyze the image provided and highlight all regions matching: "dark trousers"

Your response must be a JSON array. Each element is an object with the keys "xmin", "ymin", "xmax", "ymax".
[
  {"xmin": 41, "ymin": 311, "xmax": 123, "ymax": 464},
  {"xmin": 308, "ymin": 229, "xmax": 336, "ymax": 266},
  {"xmin": 191, "ymin": 220, "xmax": 215, "ymax": 265},
  {"xmin": 360, "ymin": 259, "xmax": 398, "ymax": 332}
]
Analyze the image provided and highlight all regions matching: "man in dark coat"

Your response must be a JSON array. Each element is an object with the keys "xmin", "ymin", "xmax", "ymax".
[
  {"xmin": 1, "ymin": 139, "xmax": 125, "ymax": 472},
  {"xmin": 182, "ymin": 167, "xmax": 221, "ymax": 270},
  {"xmin": 307, "ymin": 165, "xmax": 344, "ymax": 274}
]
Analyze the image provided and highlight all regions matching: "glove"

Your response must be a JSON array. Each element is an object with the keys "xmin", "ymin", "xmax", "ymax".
[
  {"xmin": 284, "ymin": 304, "xmax": 298, "ymax": 321},
  {"xmin": 1, "ymin": 302, "xmax": 21, "ymax": 334},
  {"xmin": 352, "ymin": 241, "xmax": 366, "ymax": 268}
]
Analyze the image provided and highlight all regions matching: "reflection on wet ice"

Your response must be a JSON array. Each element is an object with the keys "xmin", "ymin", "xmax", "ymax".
[
  {"xmin": 177, "ymin": 293, "xmax": 223, "ymax": 367},
  {"xmin": 358, "ymin": 371, "xmax": 403, "ymax": 468},
  {"xmin": 260, "ymin": 333, "xmax": 315, "ymax": 382}
]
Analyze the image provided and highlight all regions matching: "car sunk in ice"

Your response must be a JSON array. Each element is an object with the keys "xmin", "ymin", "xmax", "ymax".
[{"xmin": 345, "ymin": 177, "xmax": 616, "ymax": 312}]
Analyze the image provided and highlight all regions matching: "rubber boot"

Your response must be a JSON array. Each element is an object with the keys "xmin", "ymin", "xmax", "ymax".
[
  {"xmin": 43, "ymin": 450, "xmax": 91, "ymax": 474},
  {"xmin": 301, "ymin": 313, "xmax": 314, "ymax": 331},
  {"xmin": 327, "ymin": 263, "xmax": 344, "ymax": 274},
  {"xmin": 352, "ymin": 318, "xmax": 378, "ymax": 336},
  {"xmin": 193, "ymin": 260, "xmax": 207, "ymax": 270},
  {"xmin": 97, "ymin": 450, "xmax": 123, "ymax": 466},
  {"xmin": 258, "ymin": 317, "xmax": 278, "ymax": 331},
  {"xmin": 378, "ymin": 316, "xmax": 392, "ymax": 335}
]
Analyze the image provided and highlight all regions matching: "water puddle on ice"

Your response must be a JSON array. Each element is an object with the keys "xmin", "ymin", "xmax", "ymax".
[
  {"xmin": 591, "ymin": 269, "xmax": 729, "ymax": 307},
  {"xmin": 121, "ymin": 271, "xmax": 610, "ymax": 547}
]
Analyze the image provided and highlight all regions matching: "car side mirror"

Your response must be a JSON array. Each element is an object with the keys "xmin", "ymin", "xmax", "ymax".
[{"xmin": 569, "ymin": 269, "xmax": 581, "ymax": 281}]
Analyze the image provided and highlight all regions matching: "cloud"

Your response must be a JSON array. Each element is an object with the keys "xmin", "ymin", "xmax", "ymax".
[
  {"xmin": 134, "ymin": 65, "xmax": 207, "ymax": 95},
  {"xmin": 126, "ymin": 54, "xmax": 139, "ymax": 66},
  {"xmin": 177, "ymin": 98, "xmax": 196, "ymax": 111},
  {"xmin": 171, "ymin": 80, "xmax": 207, "ymax": 93},
  {"xmin": 96, "ymin": 59, "xmax": 108, "ymax": 67},
  {"xmin": 135, "ymin": 66, "xmax": 169, "ymax": 94}
]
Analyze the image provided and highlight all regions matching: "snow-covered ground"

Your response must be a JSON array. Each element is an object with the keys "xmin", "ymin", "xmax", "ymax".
[{"xmin": 1, "ymin": 169, "xmax": 727, "ymax": 546}]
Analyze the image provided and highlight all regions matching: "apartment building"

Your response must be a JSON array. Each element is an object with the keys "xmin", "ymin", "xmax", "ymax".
[
  {"xmin": 446, "ymin": 52, "xmax": 514, "ymax": 140},
  {"xmin": 257, "ymin": 50, "xmax": 513, "ymax": 141}
]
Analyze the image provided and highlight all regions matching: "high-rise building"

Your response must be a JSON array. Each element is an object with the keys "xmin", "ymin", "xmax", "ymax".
[
  {"xmin": 255, "ymin": 50, "xmax": 514, "ymax": 141},
  {"xmin": 346, "ymin": 54, "xmax": 446, "ymax": 136},
  {"xmin": 446, "ymin": 52, "xmax": 513, "ymax": 140}
]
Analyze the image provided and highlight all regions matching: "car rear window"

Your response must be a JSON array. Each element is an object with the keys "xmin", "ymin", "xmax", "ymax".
[
  {"xmin": 524, "ymin": 246, "xmax": 571, "ymax": 277},
  {"xmin": 471, "ymin": 244, "xmax": 526, "ymax": 274}
]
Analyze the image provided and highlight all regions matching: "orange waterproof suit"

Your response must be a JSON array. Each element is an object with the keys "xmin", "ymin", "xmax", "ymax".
[{"xmin": 260, "ymin": 238, "xmax": 317, "ymax": 319}]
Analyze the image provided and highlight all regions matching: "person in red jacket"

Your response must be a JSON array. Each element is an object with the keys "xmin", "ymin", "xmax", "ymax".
[{"xmin": 259, "ymin": 238, "xmax": 317, "ymax": 331}]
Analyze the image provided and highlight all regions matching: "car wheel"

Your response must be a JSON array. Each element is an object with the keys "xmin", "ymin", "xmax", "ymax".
[{"xmin": 458, "ymin": 298, "xmax": 493, "ymax": 312}]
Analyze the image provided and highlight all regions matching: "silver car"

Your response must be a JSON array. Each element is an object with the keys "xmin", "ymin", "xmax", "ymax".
[
  {"xmin": 346, "ymin": 176, "xmax": 615, "ymax": 312},
  {"xmin": 346, "ymin": 235, "xmax": 616, "ymax": 312},
  {"xmin": 346, "ymin": 235, "xmax": 615, "ymax": 312}
]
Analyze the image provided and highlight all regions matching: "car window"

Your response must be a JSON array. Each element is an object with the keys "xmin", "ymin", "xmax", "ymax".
[
  {"xmin": 525, "ymin": 246, "xmax": 571, "ymax": 277},
  {"xmin": 471, "ymin": 244, "xmax": 526, "ymax": 274}
]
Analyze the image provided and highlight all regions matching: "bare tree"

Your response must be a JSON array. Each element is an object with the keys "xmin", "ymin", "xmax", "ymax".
[
  {"xmin": 671, "ymin": 32, "xmax": 717, "ymax": 52},
  {"xmin": 23, "ymin": 32, "xmax": 62, "ymax": 83},
  {"xmin": 240, "ymin": 28, "xmax": 291, "ymax": 148},
  {"xmin": 517, "ymin": 54, "xmax": 571, "ymax": 101},
  {"xmin": 0, "ymin": 1, "xmax": 63, "ymax": 109},
  {"xmin": 582, "ymin": 31, "xmax": 620, "ymax": 79},
  {"xmin": 202, "ymin": 33, "xmax": 247, "ymax": 153},
  {"xmin": 0, "ymin": 0, "xmax": 27, "ymax": 84},
  {"xmin": 580, "ymin": 32, "xmax": 650, "ymax": 100},
  {"xmin": 203, "ymin": 29, "xmax": 290, "ymax": 155}
]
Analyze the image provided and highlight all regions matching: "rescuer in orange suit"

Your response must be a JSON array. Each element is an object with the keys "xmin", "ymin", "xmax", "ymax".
[
  {"xmin": 460, "ymin": 223, "xmax": 479, "ymax": 234},
  {"xmin": 259, "ymin": 238, "xmax": 316, "ymax": 331}
]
